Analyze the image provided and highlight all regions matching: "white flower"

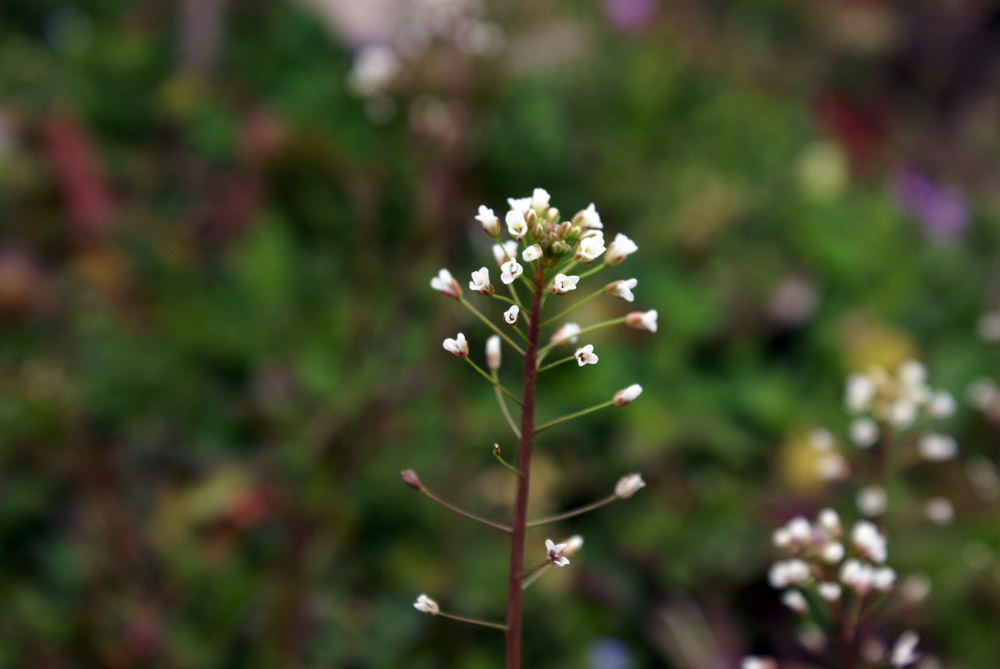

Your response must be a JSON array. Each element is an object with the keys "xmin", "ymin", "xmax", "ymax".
[
  {"xmin": 785, "ymin": 516, "xmax": 812, "ymax": 545},
  {"xmin": 741, "ymin": 657, "xmax": 777, "ymax": 669},
  {"xmin": 476, "ymin": 205, "xmax": 500, "ymax": 236},
  {"xmin": 469, "ymin": 267, "xmax": 492, "ymax": 294},
  {"xmin": 886, "ymin": 399, "xmax": 917, "ymax": 429},
  {"xmin": 815, "ymin": 452, "xmax": 848, "ymax": 481},
  {"xmin": 872, "ymin": 566, "xmax": 896, "ymax": 592},
  {"xmin": 545, "ymin": 539, "xmax": 570, "ymax": 567},
  {"xmin": 768, "ymin": 559, "xmax": 810, "ymax": 588},
  {"xmin": 927, "ymin": 390, "xmax": 956, "ymax": 418},
  {"xmin": 577, "ymin": 202, "xmax": 603, "ymax": 229},
  {"xmin": 522, "ymin": 244, "xmax": 542, "ymax": 262},
  {"xmin": 898, "ymin": 359, "xmax": 927, "ymax": 388},
  {"xmin": 979, "ymin": 312, "xmax": 1000, "ymax": 342},
  {"xmin": 845, "ymin": 373, "xmax": 876, "ymax": 412},
  {"xmin": 531, "ymin": 187, "xmax": 550, "ymax": 211},
  {"xmin": 551, "ymin": 322, "xmax": 581, "ymax": 345},
  {"xmin": 615, "ymin": 473, "xmax": 645, "ymax": 498},
  {"xmin": 486, "ymin": 335, "xmax": 501, "ymax": 371},
  {"xmin": 505, "ymin": 209, "xmax": 528, "ymax": 239},
  {"xmin": 821, "ymin": 542, "xmax": 845, "ymax": 564},
  {"xmin": 818, "ymin": 582, "xmax": 842, "ymax": 601},
  {"xmin": 492, "ymin": 240, "xmax": 518, "ymax": 265},
  {"xmin": 771, "ymin": 528, "xmax": 791, "ymax": 549},
  {"xmin": 891, "ymin": 631, "xmax": 919, "ymax": 667},
  {"xmin": 430, "ymin": 268, "xmax": 461, "ymax": 299},
  {"xmin": 605, "ymin": 233, "xmax": 638, "ymax": 265},
  {"xmin": 503, "ymin": 304, "xmax": 519, "ymax": 325},
  {"xmin": 500, "ymin": 258, "xmax": 523, "ymax": 285},
  {"xmin": 924, "ymin": 497, "xmax": 954, "ymax": 525},
  {"xmin": 818, "ymin": 508, "xmax": 842, "ymax": 537},
  {"xmin": 851, "ymin": 521, "xmax": 887, "ymax": 563},
  {"xmin": 413, "ymin": 594, "xmax": 439, "ymax": 615},
  {"xmin": 613, "ymin": 384, "xmax": 643, "ymax": 407},
  {"xmin": 781, "ymin": 589, "xmax": 808, "ymax": 615},
  {"xmin": 809, "ymin": 429, "xmax": 835, "ymax": 451},
  {"xmin": 442, "ymin": 333, "xmax": 469, "ymax": 357},
  {"xmin": 626, "ymin": 309, "xmax": 658, "ymax": 333},
  {"xmin": 856, "ymin": 485, "xmax": 887, "ymax": 517},
  {"xmin": 575, "ymin": 235, "xmax": 606, "ymax": 262},
  {"xmin": 563, "ymin": 535, "xmax": 584, "ymax": 555},
  {"xmin": 507, "ymin": 196, "xmax": 532, "ymax": 215},
  {"xmin": 607, "ymin": 278, "xmax": 637, "ymax": 302},
  {"xmin": 918, "ymin": 433, "xmax": 957, "ymax": 461},
  {"xmin": 968, "ymin": 378, "xmax": 998, "ymax": 409},
  {"xmin": 574, "ymin": 344, "xmax": 598, "ymax": 366},
  {"xmin": 848, "ymin": 417, "xmax": 879, "ymax": 449},
  {"xmin": 348, "ymin": 45, "xmax": 400, "ymax": 97},
  {"xmin": 551, "ymin": 273, "xmax": 580, "ymax": 294}
]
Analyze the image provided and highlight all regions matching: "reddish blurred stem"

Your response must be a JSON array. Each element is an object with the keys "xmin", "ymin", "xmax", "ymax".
[{"xmin": 505, "ymin": 265, "xmax": 543, "ymax": 668}]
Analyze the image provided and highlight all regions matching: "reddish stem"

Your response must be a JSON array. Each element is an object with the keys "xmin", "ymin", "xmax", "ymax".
[{"xmin": 505, "ymin": 265, "xmax": 544, "ymax": 668}]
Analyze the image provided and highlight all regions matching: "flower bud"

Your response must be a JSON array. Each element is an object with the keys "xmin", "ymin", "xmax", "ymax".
[
  {"xmin": 413, "ymin": 594, "xmax": 439, "ymax": 615},
  {"xmin": 614, "ymin": 384, "xmax": 643, "ymax": 406},
  {"xmin": 525, "ymin": 208, "xmax": 538, "ymax": 225},
  {"xmin": 563, "ymin": 534, "xmax": 584, "ymax": 555},
  {"xmin": 551, "ymin": 240, "xmax": 570, "ymax": 256},
  {"xmin": 545, "ymin": 207, "xmax": 560, "ymax": 223},
  {"xmin": 615, "ymin": 472, "xmax": 646, "ymax": 498},
  {"xmin": 492, "ymin": 443, "xmax": 501, "ymax": 456},
  {"xmin": 626, "ymin": 310, "xmax": 658, "ymax": 333},
  {"xmin": 485, "ymin": 335, "xmax": 501, "ymax": 371},
  {"xmin": 566, "ymin": 226, "xmax": 582, "ymax": 244},
  {"xmin": 556, "ymin": 221, "xmax": 571, "ymax": 238},
  {"xmin": 531, "ymin": 222, "xmax": 545, "ymax": 239},
  {"xmin": 401, "ymin": 469, "xmax": 423, "ymax": 491}
]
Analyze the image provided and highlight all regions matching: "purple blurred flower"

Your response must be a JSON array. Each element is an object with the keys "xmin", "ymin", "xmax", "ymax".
[
  {"xmin": 588, "ymin": 637, "xmax": 633, "ymax": 669},
  {"xmin": 602, "ymin": 0, "xmax": 658, "ymax": 34},
  {"xmin": 892, "ymin": 167, "xmax": 969, "ymax": 240}
]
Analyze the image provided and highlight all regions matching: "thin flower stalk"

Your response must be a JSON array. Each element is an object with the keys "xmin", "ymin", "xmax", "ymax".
[
  {"xmin": 492, "ymin": 370, "xmax": 522, "ymax": 439},
  {"xmin": 420, "ymin": 486, "xmax": 512, "ymax": 534},
  {"xmin": 436, "ymin": 610, "xmax": 508, "ymax": 631},
  {"xmin": 537, "ymin": 355, "xmax": 577, "ymax": 373},
  {"xmin": 538, "ymin": 317, "xmax": 627, "ymax": 356},
  {"xmin": 493, "ymin": 445, "xmax": 523, "ymax": 477},
  {"xmin": 460, "ymin": 296, "xmax": 528, "ymax": 352},
  {"xmin": 534, "ymin": 399, "xmax": 615, "ymax": 435},
  {"xmin": 526, "ymin": 494, "xmax": 618, "ymax": 527},
  {"xmin": 464, "ymin": 357, "xmax": 523, "ymax": 405},
  {"xmin": 541, "ymin": 286, "xmax": 608, "ymax": 327}
]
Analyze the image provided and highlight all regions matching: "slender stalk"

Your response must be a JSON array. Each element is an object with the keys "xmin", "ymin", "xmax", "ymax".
[
  {"xmin": 460, "ymin": 296, "xmax": 527, "ymax": 353},
  {"xmin": 421, "ymin": 488, "xmax": 512, "ymax": 534},
  {"xmin": 834, "ymin": 600, "xmax": 857, "ymax": 669},
  {"xmin": 534, "ymin": 400, "xmax": 615, "ymax": 435},
  {"xmin": 465, "ymin": 358, "xmax": 523, "ymax": 405},
  {"xmin": 538, "ymin": 317, "xmax": 627, "ymax": 356},
  {"xmin": 575, "ymin": 261, "xmax": 607, "ymax": 281},
  {"xmin": 505, "ymin": 264, "xmax": 544, "ymax": 668},
  {"xmin": 518, "ymin": 560, "xmax": 549, "ymax": 581},
  {"xmin": 492, "ymin": 370, "xmax": 522, "ymax": 439},
  {"xmin": 493, "ymin": 448, "xmax": 523, "ymax": 477},
  {"xmin": 491, "ymin": 294, "xmax": 519, "ymax": 307},
  {"xmin": 537, "ymin": 356, "xmax": 576, "ymax": 373},
  {"xmin": 526, "ymin": 494, "xmax": 618, "ymax": 527},
  {"xmin": 520, "ymin": 564, "xmax": 550, "ymax": 590},
  {"xmin": 436, "ymin": 611, "xmax": 508, "ymax": 631},
  {"xmin": 541, "ymin": 286, "xmax": 606, "ymax": 327}
]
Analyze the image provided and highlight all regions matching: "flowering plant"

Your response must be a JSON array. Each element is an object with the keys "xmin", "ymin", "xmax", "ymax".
[{"xmin": 404, "ymin": 188, "xmax": 653, "ymax": 667}]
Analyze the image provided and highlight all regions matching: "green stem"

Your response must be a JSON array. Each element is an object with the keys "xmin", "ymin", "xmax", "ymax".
[
  {"xmin": 491, "ymin": 294, "xmax": 519, "ymax": 307},
  {"xmin": 459, "ymin": 296, "xmax": 526, "ymax": 354},
  {"xmin": 575, "ymin": 261, "xmax": 607, "ymax": 281},
  {"xmin": 492, "ymin": 370, "xmax": 521, "ymax": 439},
  {"xmin": 518, "ymin": 560, "xmax": 549, "ymax": 581},
  {"xmin": 537, "ymin": 356, "xmax": 576, "ymax": 373},
  {"xmin": 538, "ymin": 317, "xmax": 627, "ymax": 356},
  {"xmin": 534, "ymin": 400, "xmax": 615, "ymax": 435},
  {"xmin": 465, "ymin": 358, "xmax": 523, "ymax": 405},
  {"xmin": 541, "ymin": 286, "xmax": 606, "ymax": 327},
  {"xmin": 526, "ymin": 494, "xmax": 618, "ymax": 527},
  {"xmin": 520, "ymin": 564, "xmax": 550, "ymax": 591},
  {"xmin": 421, "ymin": 488, "xmax": 511, "ymax": 534},
  {"xmin": 493, "ymin": 448, "xmax": 523, "ymax": 477},
  {"xmin": 436, "ymin": 610, "xmax": 508, "ymax": 631}
]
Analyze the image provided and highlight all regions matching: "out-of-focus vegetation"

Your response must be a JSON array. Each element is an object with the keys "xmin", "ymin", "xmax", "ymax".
[{"xmin": 1, "ymin": 0, "xmax": 999, "ymax": 666}]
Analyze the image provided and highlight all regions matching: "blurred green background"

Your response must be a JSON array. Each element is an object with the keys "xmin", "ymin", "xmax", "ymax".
[{"xmin": 2, "ymin": 0, "xmax": 1000, "ymax": 667}]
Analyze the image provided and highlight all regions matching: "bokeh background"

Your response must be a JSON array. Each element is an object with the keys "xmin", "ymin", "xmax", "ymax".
[{"xmin": 2, "ymin": 0, "xmax": 1000, "ymax": 667}]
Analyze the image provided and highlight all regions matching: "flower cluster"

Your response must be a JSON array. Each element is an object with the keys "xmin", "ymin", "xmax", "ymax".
[
  {"xmin": 844, "ymin": 359, "xmax": 955, "ymax": 436},
  {"xmin": 770, "ymin": 509, "xmax": 895, "ymax": 604}
]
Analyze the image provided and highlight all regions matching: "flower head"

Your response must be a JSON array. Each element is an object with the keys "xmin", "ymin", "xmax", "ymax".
[
  {"xmin": 576, "ymin": 202, "xmax": 603, "ymax": 229},
  {"xmin": 503, "ymin": 304, "xmax": 519, "ymax": 325},
  {"xmin": 856, "ymin": 485, "xmax": 887, "ymax": 517},
  {"xmin": 430, "ymin": 268, "xmax": 461, "ymax": 299},
  {"xmin": 845, "ymin": 373, "xmax": 876, "ymax": 412},
  {"xmin": 551, "ymin": 322, "xmax": 581, "ymax": 345},
  {"xmin": 469, "ymin": 267, "xmax": 492, "ymax": 295},
  {"xmin": 545, "ymin": 539, "xmax": 570, "ymax": 567},
  {"xmin": 626, "ymin": 309, "xmax": 658, "ymax": 333},
  {"xmin": 575, "ymin": 235, "xmax": 606, "ymax": 262},
  {"xmin": 401, "ymin": 469, "xmax": 423, "ymax": 491},
  {"xmin": 442, "ymin": 332, "xmax": 469, "ymax": 357},
  {"xmin": 413, "ymin": 594, "xmax": 439, "ymax": 615},
  {"xmin": 918, "ymin": 433, "xmax": 957, "ymax": 461},
  {"xmin": 476, "ymin": 205, "xmax": 500, "ymax": 236},
  {"xmin": 563, "ymin": 535, "xmax": 584, "ymax": 555},
  {"xmin": 891, "ymin": 631, "xmax": 919, "ymax": 667},
  {"xmin": 848, "ymin": 417, "xmax": 878, "ymax": 449},
  {"xmin": 552, "ymin": 273, "xmax": 580, "ymax": 294},
  {"xmin": 606, "ymin": 278, "xmax": 637, "ymax": 302},
  {"xmin": 500, "ymin": 258, "xmax": 523, "ymax": 285},
  {"xmin": 486, "ymin": 335, "xmax": 501, "ymax": 370},
  {"xmin": 522, "ymin": 244, "xmax": 543, "ymax": 262},
  {"xmin": 348, "ymin": 45, "xmax": 400, "ymax": 97},
  {"xmin": 505, "ymin": 209, "xmax": 528, "ymax": 240},
  {"xmin": 615, "ymin": 472, "xmax": 645, "ymax": 498},
  {"xmin": 531, "ymin": 187, "xmax": 550, "ymax": 212},
  {"xmin": 613, "ymin": 384, "xmax": 643, "ymax": 406},
  {"xmin": 851, "ymin": 520, "xmax": 887, "ymax": 563},
  {"xmin": 605, "ymin": 233, "xmax": 638, "ymax": 265},
  {"xmin": 574, "ymin": 344, "xmax": 599, "ymax": 366},
  {"xmin": 781, "ymin": 589, "xmax": 808, "ymax": 615}
]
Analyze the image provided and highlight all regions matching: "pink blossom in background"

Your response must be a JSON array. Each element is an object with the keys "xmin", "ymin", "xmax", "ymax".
[
  {"xmin": 891, "ymin": 167, "xmax": 969, "ymax": 241},
  {"xmin": 602, "ymin": 0, "xmax": 658, "ymax": 33}
]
